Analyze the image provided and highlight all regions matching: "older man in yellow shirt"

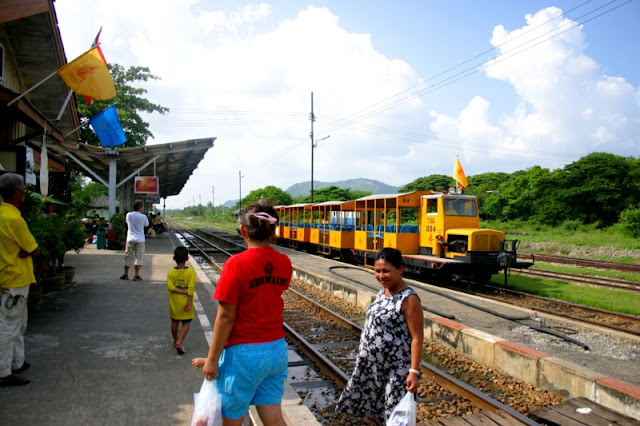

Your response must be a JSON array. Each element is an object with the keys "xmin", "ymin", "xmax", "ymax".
[{"xmin": 0, "ymin": 173, "xmax": 39, "ymax": 387}]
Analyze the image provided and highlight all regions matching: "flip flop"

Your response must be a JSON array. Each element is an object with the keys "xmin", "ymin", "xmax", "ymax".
[
  {"xmin": 12, "ymin": 362, "xmax": 30, "ymax": 374},
  {"xmin": 0, "ymin": 374, "xmax": 30, "ymax": 387},
  {"xmin": 174, "ymin": 343, "xmax": 185, "ymax": 355}
]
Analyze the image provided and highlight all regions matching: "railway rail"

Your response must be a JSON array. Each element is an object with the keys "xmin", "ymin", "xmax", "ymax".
[
  {"xmin": 521, "ymin": 253, "xmax": 640, "ymax": 273},
  {"xmin": 517, "ymin": 268, "xmax": 640, "ymax": 293},
  {"xmin": 479, "ymin": 285, "xmax": 640, "ymax": 336},
  {"xmin": 171, "ymin": 222, "xmax": 554, "ymax": 424},
  {"xmin": 168, "ymin": 221, "xmax": 638, "ymax": 422},
  {"xmin": 284, "ymin": 286, "xmax": 541, "ymax": 425}
]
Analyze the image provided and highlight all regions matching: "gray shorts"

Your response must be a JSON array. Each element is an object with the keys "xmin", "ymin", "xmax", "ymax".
[{"xmin": 124, "ymin": 242, "xmax": 145, "ymax": 266}]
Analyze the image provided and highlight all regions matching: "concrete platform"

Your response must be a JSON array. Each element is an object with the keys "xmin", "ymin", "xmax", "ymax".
[{"xmin": 1, "ymin": 235, "xmax": 319, "ymax": 426}]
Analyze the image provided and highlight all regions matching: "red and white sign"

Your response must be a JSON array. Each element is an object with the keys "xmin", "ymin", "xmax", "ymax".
[{"xmin": 134, "ymin": 176, "xmax": 159, "ymax": 194}]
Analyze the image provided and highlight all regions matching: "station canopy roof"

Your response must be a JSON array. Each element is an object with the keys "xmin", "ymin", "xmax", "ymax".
[{"xmin": 48, "ymin": 138, "xmax": 215, "ymax": 198}]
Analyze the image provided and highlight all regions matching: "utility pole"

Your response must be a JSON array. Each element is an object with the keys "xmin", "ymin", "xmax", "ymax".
[
  {"xmin": 212, "ymin": 186, "xmax": 215, "ymax": 209},
  {"xmin": 310, "ymin": 92, "xmax": 315, "ymax": 202},
  {"xmin": 239, "ymin": 171, "xmax": 244, "ymax": 213}
]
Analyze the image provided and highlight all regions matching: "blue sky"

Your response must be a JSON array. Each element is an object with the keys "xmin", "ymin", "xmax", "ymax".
[{"xmin": 54, "ymin": 0, "xmax": 640, "ymax": 208}]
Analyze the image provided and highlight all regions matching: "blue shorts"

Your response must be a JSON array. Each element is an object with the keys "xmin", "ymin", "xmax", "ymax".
[{"xmin": 216, "ymin": 338, "xmax": 287, "ymax": 420}]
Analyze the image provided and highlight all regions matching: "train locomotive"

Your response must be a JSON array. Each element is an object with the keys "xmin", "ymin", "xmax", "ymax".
[{"xmin": 274, "ymin": 190, "xmax": 532, "ymax": 285}]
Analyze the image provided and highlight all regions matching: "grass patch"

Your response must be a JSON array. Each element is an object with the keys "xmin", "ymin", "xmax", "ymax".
[
  {"xmin": 532, "ymin": 262, "xmax": 640, "ymax": 283},
  {"xmin": 483, "ymin": 220, "xmax": 640, "ymax": 251},
  {"xmin": 491, "ymin": 275, "xmax": 640, "ymax": 316}
]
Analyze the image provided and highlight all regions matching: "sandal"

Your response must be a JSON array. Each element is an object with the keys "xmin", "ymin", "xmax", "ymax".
[
  {"xmin": 0, "ymin": 374, "xmax": 30, "ymax": 387},
  {"xmin": 174, "ymin": 343, "xmax": 185, "ymax": 355},
  {"xmin": 133, "ymin": 276, "xmax": 142, "ymax": 281},
  {"xmin": 120, "ymin": 275, "xmax": 129, "ymax": 280},
  {"xmin": 12, "ymin": 362, "xmax": 30, "ymax": 374}
]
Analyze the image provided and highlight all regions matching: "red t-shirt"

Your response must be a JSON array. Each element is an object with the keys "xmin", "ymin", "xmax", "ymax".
[{"xmin": 214, "ymin": 246, "xmax": 292, "ymax": 346}]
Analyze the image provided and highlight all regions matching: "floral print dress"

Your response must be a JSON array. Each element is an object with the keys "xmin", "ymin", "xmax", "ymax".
[{"xmin": 336, "ymin": 286, "xmax": 419, "ymax": 421}]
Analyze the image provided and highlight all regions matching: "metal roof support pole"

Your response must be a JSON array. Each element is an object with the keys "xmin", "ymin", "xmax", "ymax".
[{"xmin": 108, "ymin": 158, "xmax": 117, "ymax": 220}]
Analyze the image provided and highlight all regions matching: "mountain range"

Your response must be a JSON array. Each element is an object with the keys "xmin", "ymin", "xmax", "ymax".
[{"xmin": 222, "ymin": 178, "xmax": 399, "ymax": 207}]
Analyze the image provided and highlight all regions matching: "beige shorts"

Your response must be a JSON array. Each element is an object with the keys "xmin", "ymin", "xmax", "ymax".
[{"xmin": 124, "ymin": 242, "xmax": 145, "ymax": 266}]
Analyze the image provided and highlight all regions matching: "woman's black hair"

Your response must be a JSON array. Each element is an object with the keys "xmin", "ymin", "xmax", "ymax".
[
  {"xmin": 174, "ymin": 246, "xmax": 189, "ymax": 263},
  {"xmin": 375, "ymin": 247, "xmax": 404, "ymax": 269},
  {"xmin": 240, "ymin": 199, "xmax": 279, "ymax": 242}
]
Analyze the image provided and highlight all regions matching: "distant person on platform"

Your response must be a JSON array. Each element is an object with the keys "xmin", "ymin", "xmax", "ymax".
[
  {"xmin": 0, "ymin": 173, "xmax": 40, "ymax": 387},
  {"xmin": 120, "ymin": 199, "xmax": 149, "ymax": 281}
]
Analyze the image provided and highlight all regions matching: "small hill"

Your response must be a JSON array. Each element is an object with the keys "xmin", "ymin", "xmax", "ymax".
[{"xmin": 286, "ymin": 178, "xmax": 400, "ymax": 197}]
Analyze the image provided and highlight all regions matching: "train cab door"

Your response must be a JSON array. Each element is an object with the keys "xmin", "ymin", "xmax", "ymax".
[{"xmin": 419, "ymin": 196, "xmax": 443, "ymax": 256}]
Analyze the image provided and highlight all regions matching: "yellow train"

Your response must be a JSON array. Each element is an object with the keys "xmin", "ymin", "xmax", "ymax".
[{"xmin": 274, "ymin": 190, "xmax": 531, "ymax": 285}]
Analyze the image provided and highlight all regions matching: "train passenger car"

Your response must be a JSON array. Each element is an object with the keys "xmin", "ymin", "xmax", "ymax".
[
  {"xmin": 309, "ymin": 200, "xmax": 357, "ymax": 255},
  {"xmin": 275, "ymin": 190, "xmax": 530, "ymax": 285},
  {"xmin": 277, "ymin": 203, "xmax": 314, "ymax": 250}
]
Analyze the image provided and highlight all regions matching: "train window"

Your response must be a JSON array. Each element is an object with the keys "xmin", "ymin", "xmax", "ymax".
[
  {"xmin": 445, "ymin": 200, "xmax": 477, "ymax": 216},
  {"xmin": 426, "ymin": 199, "xmax": 437, "ymax": 214}
]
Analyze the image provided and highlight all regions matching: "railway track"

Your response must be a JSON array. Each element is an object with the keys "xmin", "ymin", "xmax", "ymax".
[
  {"xmin": 284, "ymin": 286, "xmax": 542, "ymax": 425},
  {"xmin": 480, "ymin": 285, "xmax": 640, "ymax": 336},
  {"xmin": 173, "ymin": 220, "xmax": 640, "ymax": 336},
  {"xmin": 168, "ymin": 222, "xmax": 638, "ymax": 422},
  {"xmin": 517, "ymin": 268, "xmax": 640, "ymax": 293},
  {"xmin": 521, "ymin": 253, "xmax": 640, "ymax": 273},
  {"xmin": 171, "ymin": 223, "xmax": 554, "ymax": 424}
]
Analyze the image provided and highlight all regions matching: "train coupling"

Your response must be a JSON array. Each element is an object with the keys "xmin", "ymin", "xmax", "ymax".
[{"xmin": 500, "ymin": 240, "xmax": 533, "ymax": 270}]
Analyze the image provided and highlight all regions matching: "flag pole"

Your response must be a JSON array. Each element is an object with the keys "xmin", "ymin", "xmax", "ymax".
[
  {"xmin": 7, "ymin": 45, "xmax": 98, "ymax": 107},
  {"xmin": 63, "ymin": 121, "xmax": 90, "ymax": 138},
  {"xmin": 7, "ymin": 70, "xmax": 59, "ymax": 106}
]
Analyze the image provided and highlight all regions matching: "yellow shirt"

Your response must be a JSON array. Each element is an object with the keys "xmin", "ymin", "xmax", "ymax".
[
  {"xmin": 167, "ymin": 266, "xmax": 196, "ymax": 320},
  {"xmin": 0, "ymin": 203, "xmax": 38, "ymax": 288}
]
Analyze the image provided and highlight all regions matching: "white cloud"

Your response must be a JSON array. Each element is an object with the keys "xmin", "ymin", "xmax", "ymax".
[
  {"xmin": 427, "ymin": 6, "xmax": 639, "ymax": 174},
  {"xmin": 53, "ymin": 2, "xmax": 639, "ymax": 208}
]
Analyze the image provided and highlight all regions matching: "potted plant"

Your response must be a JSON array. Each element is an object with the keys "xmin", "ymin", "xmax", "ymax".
[
  {"xmin": 59, "ymin": 219, "xmax": 86, "ymax": 283},
  {"xmin": 108, "ymin": 212, "xmax": 126, "ymax": 250},
  {"xmin": 29, "ymin": 215, "xmax": 66, "ymax": 291}
]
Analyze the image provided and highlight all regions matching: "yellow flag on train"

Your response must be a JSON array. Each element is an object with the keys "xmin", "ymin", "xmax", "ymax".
[{"xmin": 452, "ymin": 156, "xmax": 469, "ymax": 188}]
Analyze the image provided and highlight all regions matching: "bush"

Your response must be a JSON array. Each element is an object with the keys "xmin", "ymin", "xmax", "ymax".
[
  {"xmin": 109, "ymin": 213, "xmax": 127, "ymax": 242},
  {"xmin": 620, "ymin": 204, "xmax": 640, "ymax": 238},
  {"xmin": 561, "ymin": 220, "xmax": 584, "ymax": 232},
  {"xmin": 64, "ymin": 220, "xmax": 86, "ymax": 253}
]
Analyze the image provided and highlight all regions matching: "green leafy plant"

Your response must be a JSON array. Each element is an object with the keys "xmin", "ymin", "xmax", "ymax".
[
  {"xmin": 109, "ymin": 212, "xmax": 126, "ymax": 242},
  {"xmin": 64, "ymin": 220, "xmax": 87, "ymax": 253},
  {"xmin": 620, "ymin": 204, "xmax": 640, "ymax": 239}
]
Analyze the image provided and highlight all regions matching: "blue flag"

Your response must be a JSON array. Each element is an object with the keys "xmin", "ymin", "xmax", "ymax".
[{"xmin": 89, "ymin": 105, "xmax": 127, "ymax": 147}]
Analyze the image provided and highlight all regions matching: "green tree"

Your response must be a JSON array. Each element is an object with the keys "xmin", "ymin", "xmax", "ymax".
[
  {"xmin": 399, "ymin": 174, "xmax": 453, "ymax": 192},
  {"xmin": 70, "ymin": 179, "xmax": 108, "ymax": 218},
  {"xmin": 558, "ymin": 153, "xmax": 637, "ymax": 226},
  {"xmin": 465, "ymin": 172, "xmax": 511, "ymax": 218},
  {"xmin": 498, "ymin": 166, "xmax": 554, "ymax": 222},
  {"xmin": 296, "ymin": 186, "xmax": 371, "ymax": 203},
  {"xmin": 620, "ymin": 204, "xmax": 640, "ymax": 238},
  {"xmin": 240, "ymin": 186, "xmax": 293, "ymax": 208},
  {"xmin": 77, "ymin": 64, "xmax": 169, "ymax": 147}
]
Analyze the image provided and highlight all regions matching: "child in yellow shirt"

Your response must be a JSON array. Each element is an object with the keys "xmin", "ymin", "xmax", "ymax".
[{"xmin": 167, "ymin": 246, "xmax": 196, "ymax": 354}]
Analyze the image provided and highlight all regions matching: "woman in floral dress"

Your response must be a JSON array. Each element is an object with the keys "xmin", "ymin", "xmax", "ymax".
[{"xmin": 336, "ymin": 248, "xmax": 424, "ymax": 423}]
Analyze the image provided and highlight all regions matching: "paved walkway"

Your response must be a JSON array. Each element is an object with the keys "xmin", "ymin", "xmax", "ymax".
[{"xmin": 0, "ymin": 235, "xmax": 220, "ymax": 425}]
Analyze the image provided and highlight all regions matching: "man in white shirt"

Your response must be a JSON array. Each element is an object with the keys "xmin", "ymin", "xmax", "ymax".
[{"xmin": 121, "ymin": 199, "xmax": 149, "ymax": 281}]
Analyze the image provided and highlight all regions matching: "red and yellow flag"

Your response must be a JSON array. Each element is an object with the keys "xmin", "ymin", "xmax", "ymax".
[
  {"xmin": 57, "ymin": 46, "xmax": 116, "ymax": 100},
  {"xmin": 452, "ymin": 156, "xmax": 469, "ymax": 188}
]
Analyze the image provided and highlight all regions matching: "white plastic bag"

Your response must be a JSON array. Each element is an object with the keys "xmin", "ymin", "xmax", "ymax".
[
  {"xmin": 191, "ymin": 379, "xmax": 222, "ymax": 426},
  {"xmin": 386, "ymin": 391, "xmax": 416, "ymax": 426}
]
